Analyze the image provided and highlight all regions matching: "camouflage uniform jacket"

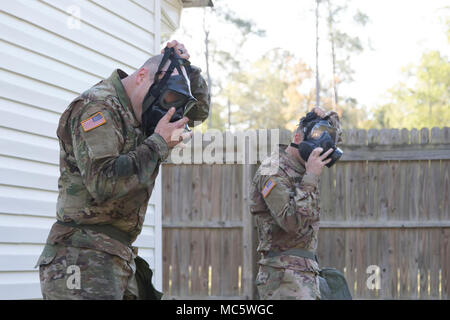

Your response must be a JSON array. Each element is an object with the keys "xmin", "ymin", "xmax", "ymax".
[
  {"xmin": 250, "ymin": 145, "xmax": 322, "ymax": 274},
  {"xmin": 40, "ymin": 68, "xmax": 209, "ymax": 264}
]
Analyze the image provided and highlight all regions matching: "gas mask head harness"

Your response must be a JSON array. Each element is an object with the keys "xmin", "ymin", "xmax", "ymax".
[
  {"xmin": 141, "ymin": 47, "xmax": 198, "ymax": 137},
  {"xmin": 290, "ymin": 111, "xmax": 343, "ymax": 168}
]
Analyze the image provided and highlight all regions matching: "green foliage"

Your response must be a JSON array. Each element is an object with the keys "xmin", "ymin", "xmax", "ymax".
[
  {"xmin": 215, "ymin": 5, "xmax": 266, "ymax": 38},
  {"xmin": 184, "ymin": 1, "xmax": 448, "ymax": 132},
  {"xmin": 371, "ymin": 51, "xmax": 450, "ymax": 129},
  {"xmin": 223, "ymin": 49, "xmax": 316, "ymax": 131},
  {"xmin": 201, "ymin": 0, "xmax": 266, "ymax": 130},
  {"xmin": 326, "ymin": 0, "xmax": 369, "ymax": 83},
  {"xmin": 319, "ymin": 0, "xmax": 372, "ymax": 129},
  {"xmin": 353, "ymin": 10, "xmax": 369, "ymax": 26}
]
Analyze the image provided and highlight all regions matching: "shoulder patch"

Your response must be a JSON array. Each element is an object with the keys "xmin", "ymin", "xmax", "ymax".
[
  {"xmin": 262, "ymin": 178, "xmax": 277, "ymax": 198},
  {"xmin": 81, "ymin": 112, "xmax": 106, "ymax": 132}
]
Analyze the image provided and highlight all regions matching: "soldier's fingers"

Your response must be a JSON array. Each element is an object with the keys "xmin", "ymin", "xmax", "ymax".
[
  {"xmin": 173, "ymin": 116, "xmax": 189, "ymax": 128},
  {"xmin": 167, "ymin": 40, "xmax": 178, "ymax": 48},
  {"xmin": 181, "ymin": 131, "xmax": 193, "ymax": 141},
  {"xmin": 319, "ymin": 148, "xmax": 334, "ymax": 160},
  {"xmin": 160, "ymin": 107, "xmax": 176, "ymax": 123},
  {"xmin": 177, "ymin": 142, "xmax": 188, "ymax": 149},
  {"xmin": 310, "ymin": 148, "xmax": 323, "ymax": 158},
  {"xmin": 180, "ymin": 52, "xmax": 190, "ymax": 60},
  {"xmin": 312, "ymin": 106, "xmax": 325, "ymax": 112},
  {"xmin": 323, "ymin": 158, "xmax": 332, "ymax": 165},
  {"xmin": 312, "ymin": 107, "xmax": 326, "ymax": 118},
  {"xmin": 175, "ymin": 43, "xmax": 185, "ymax": 52},
  {"xmin": 161, "ymin": 40, "xmax": 178, "ymax": 53},
  {"xmin": 169, "ymin": 127, "xmax": 184, "ymax": 142},
  {"xmin": 176, "ymin": 44, "xmax": 190, "ymax": 59}
]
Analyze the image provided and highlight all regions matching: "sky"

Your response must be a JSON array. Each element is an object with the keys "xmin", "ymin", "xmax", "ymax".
[{"xmin": 173, "ymin": 0, "xmax": 449, "ymax": 115}]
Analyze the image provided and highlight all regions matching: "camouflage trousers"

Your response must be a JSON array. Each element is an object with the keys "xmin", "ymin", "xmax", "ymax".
[
  {"xmin": 38, "ymin": 244, "xmax": 139, "ymax": 300},
  {"xmin": 256, "ymin": 265, "xmax": 321, "ymax": 300}
]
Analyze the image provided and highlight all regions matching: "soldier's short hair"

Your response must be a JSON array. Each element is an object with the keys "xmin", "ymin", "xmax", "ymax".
[
  {"xmin": 294, "ymin": 122, "xmax": 304, "ymax": 136},
  {"xmin": 140, "ymin": 54, "xmax": 164, "ymax": 79},
  {"xmin": 293, "ymin": 119, "xmax": 307, "ymax": 140},
  {"xmin": 293, "ymin": 112, "xmax": 319, "ymax": 139}
]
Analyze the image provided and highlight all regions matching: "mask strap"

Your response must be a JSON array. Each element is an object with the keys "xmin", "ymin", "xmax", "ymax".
[
  {"xmin": 175, "ymin": 62, "xmax": 183, "ymax": 76},
  {"xmin": 158, "ymin": 49, "xmax": 187, "ymax": 86},
  {"xmin": 142, "ymin": 48, "xmax": 189, "ymax": 115},
  {"xmin": 158, "ymin": 62, "xmax": 176, "ymax": 87},
  {"xmin": 149, "ymin": 50, "xmax": 178, "ymax": 98},
  {"xmin": 290, "ymin": 143, "xmax": 299, "ymax": 148},
  {"xmin": 142, "ymin": 49, "xmax": 172, "ymax": 114},
  {"xmin": 153, "ymin": 48, "xmax": 173, "ymax": 83}
]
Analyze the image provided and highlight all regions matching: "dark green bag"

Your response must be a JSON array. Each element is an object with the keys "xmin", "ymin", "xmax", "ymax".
[
  {"xmin": 134, "ymin": 256, "xmax": 163, "ymax": 300},
  {"xmin": 318, "ymin": 267, "xmax": 352, "ymax": 300},
  {"xmin": 267, "ymin": 249, "xmax": 352, "ymax": 300}
]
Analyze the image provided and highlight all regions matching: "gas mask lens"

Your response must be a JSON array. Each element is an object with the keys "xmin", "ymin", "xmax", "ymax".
[
  {"xmin": 309, "ymin": 124, "xmax": 337, "ymax": 143},
  {"xmin": 294, "ymin": 117, "xmax": 343, "ymax": 168},
  {"xmin": 160, "ymin": 90, "xmax": 187, "ymax": 109},
  {"xmin": 141, "ymin": 47, "xmax": 200, "ymax": 137}
]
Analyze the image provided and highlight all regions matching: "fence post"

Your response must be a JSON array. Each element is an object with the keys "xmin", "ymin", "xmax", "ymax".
[{"xmin": 242, "ymin": 162, "xmax": 256, "ymax": 299}]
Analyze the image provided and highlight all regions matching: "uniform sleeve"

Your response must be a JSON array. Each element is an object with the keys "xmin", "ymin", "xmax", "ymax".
[
  {"xmin": 71, "ymin": 102, "xmax": 169, "ymax": 204},
  {"xmin": 186, "ymin": 65, "xmax": 210, "ymax": 127},
  {"xmin": 259, "ymin": 172, "xmax": 320, "ymax": 234}
]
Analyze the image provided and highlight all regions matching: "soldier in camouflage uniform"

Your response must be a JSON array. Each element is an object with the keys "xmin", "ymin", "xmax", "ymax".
[
  {"xmin": 250, "ymin": 107, "xmax": 342, "ymax": 300},
  {"xmin": 36, "ymin": 41, "xmax": 210, "ymax": 299}
]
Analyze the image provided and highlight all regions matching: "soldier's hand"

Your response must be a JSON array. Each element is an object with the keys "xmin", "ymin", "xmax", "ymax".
[
  {"xmin": 312, "ymin": 106, "xmax": 326, "ymax": 118},
  {"xmin": 162, "ymin": 40, "xmax": 190, "ymax": 60},
  {"xmin": 305, "ymin": 147, "xmax": 333, "ymax": 176},
  {"xmin": 154, "ymin": 107, "xmax": 192, "ymax": 148}
]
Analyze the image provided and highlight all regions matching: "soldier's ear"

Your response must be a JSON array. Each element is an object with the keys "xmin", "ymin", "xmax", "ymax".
[
  {"xmin": 136, "ymin": 67, "xmax": 149, "ymax": 86},
  {"xmin": 293, "ymin": 131, "xmax": 304, "ymax": 144}
]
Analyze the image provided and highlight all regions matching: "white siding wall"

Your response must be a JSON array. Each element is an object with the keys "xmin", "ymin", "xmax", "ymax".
[
  {"xmin": 0, "ymin": 0, "xmax": 181, "ymax": 299},
  {"xmin": 161, "ymin": 0, "xmax": 182, "ymax": 38}
]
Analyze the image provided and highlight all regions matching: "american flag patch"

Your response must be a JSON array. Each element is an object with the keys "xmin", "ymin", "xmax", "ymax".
[
  {"xmin": 81, "ymin": 112, "xmax": 106, "ymax": 132},
  {"xmin": 262, "ymin": 178, "xmax": 277, "ymax": 198}
]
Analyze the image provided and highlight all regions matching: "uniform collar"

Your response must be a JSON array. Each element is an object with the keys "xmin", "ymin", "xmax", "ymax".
[
  {"xmin": 109, "ymin": 69, "xmax": 140, "ymax": 127},
  {"xmin": 278, "ymin": 144, "xmax": 306, "ymax": 175}
]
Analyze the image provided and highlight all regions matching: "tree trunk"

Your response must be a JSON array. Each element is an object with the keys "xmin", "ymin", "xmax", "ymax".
[
  {"xmin": 315, "ymin": 0, "xmax": 321, "ymax": 108},
  {"xmin": 203, "ymin": 8, "xmax": 213, "ymax": 128},
  {"xmin": 227, "ymin": 98, "xmax": 231, "ymax": 130},
  {"xmin": 327, "ymin": 0, "xmax": 338, "ymax": 111}
]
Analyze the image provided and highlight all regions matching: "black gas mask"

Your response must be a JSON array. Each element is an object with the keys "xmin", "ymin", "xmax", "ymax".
[
  {"xmin": 291, "ymin": 112, "xmax": 343, "ymax": 168},
  {"xmin": 141, "ymin": 47, "xmax": 198, "ymax": 137}
]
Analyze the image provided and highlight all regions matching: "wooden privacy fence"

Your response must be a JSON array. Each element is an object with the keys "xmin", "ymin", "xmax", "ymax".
[{"xmin": 161, "ymin": 127, "xmax": 450, "ymax": 299}]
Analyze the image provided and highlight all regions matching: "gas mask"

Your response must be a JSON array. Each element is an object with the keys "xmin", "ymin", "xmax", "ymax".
[
  {"xmin": 141, "ymin": 47, "xmax": 198, "ymax": 137},
  {"xmin": 291, "ymin": 113, "xmax": 343, "ymax": 168}
]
